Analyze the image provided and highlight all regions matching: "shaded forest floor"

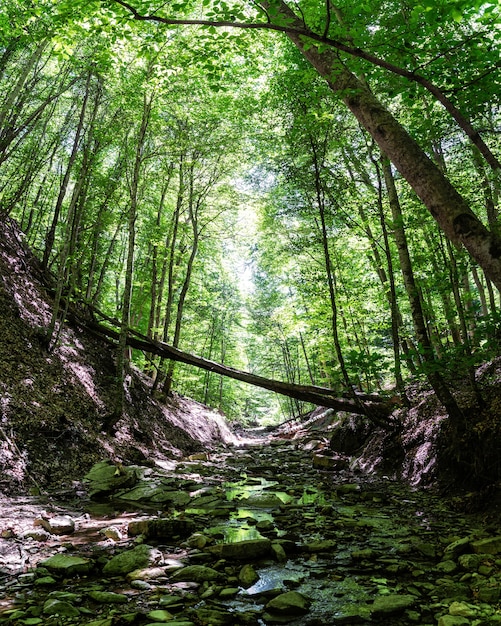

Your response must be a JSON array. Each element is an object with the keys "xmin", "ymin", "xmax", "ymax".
[{"xmin": 0, "ymin": 215, "xmax": 501, "ymax": 512}]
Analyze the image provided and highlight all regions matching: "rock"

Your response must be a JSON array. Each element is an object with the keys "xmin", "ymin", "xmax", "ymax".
[
  {"xmin": 448, "ymin": 601, "xmax": 477, "ymax": 618},
  {"xmin": 240, "ymin": 493, "xmax": 285, "ymax": 508},
  {"xmin": 100, "ymin": 526, "xmax": 123, "ymax": 541},
  {"xmin": 305, "ymin": 539, "xmax": 337, "ymax": 553},
  {"xmin": 146, "ymin": 609, "xmax": 174, "ymax": 621},
  {"xmin": 219, "ymin": 587, "xmax": 239, "ymax": 598},
  {"xmin": 471, "ymin": 536, "xmax": 501, "ymax": 554},
  {"xmin": 265, "ymin": 590, "xmax": 311, "ymax": 615},
  {"xmin": 437, "ymin": 559, "xmax": 457, "ymax": 574},
  {"xmin": 239, "ymin": 563, "xmax": 259, "ymax": 588},
  {"xmin": 42, "ymin": 598, "xmax": 80, "ymax": 617},
  {"xmin": 40, "ymin": 554, "xmax": 93, "ymax": 576},
  {"xmin": 256, "ymin": 519, "xmax": 275, "ymax": 532},
  {"xmin": 23, "ymin": 529, "xmax": 50, "ymax": 541},
  {"xmin": 84, "ymin": 460, "xmax": 138, "ymax": 497},
  {"xmin": 329, "ymin": 414, "xmax": 371, "ymax": 454},
  {"xmin": 128, "ymin": 566, "xmax": 170, "ymax": 581},
  {"xmin": 186, "ymin": 532, "xmax": 208, "ymax": 549},
  {"xmin": 371, "ymin": 593, "xmax": 415, "ymax": 615},
  {"xmin": 312, "ymin": 453, "xmax": 349, "ymax": 470},
  {"xmin": 103, "ymin": 544, "xmax": 160, "ymax": 576},
  {"xmin": 443, "ymin": 537, "xmax": 472, "ymax": 560},
  {"xmin": 458, "ymin": 553, "xmax": 482, "ymax": 571},
  {"xmin": 36, "ymin": 514, "xmax": 75, "ymax": 535},
  {"xmin": 170, "ymin": 565, "xmax": 222, "ymax": 583},
  {"xmin": 128, "ymin": 517, "xmax": 196, "ymax": 540},
  {"xmin": 437, "ymin": 616, "xmax": 470, "ymax": 626},
  {"xmin": 271, "ymin": 542, "xmax": 287, "ymax": 563},
  {"xmin": 34, "ymin": 576, "xmax": 57, "ymax": 586},
  {"xmin": 88, "ymin": 590, "xmax": 128, "ymax": 604},
  {"xmin": 208, "ymin": 538, "xmax": 272, "ymax": 560},
  {"xmin": 192, "ymin": 607, "xmax": 233, "ymax": 625},
  {"xmin": 474, "ymin": 580, "xmax": 500, "ymax": 602}
]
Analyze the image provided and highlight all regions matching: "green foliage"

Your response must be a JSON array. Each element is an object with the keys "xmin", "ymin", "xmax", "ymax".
[{"xmin": 0, "ymin": 0, "xmax": 499, "ymax": 424}]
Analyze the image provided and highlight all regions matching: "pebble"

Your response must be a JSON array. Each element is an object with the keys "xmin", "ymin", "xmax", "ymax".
[{"xmin": 1, "ymin": 442, "xmax": 500, "ymax": 626}]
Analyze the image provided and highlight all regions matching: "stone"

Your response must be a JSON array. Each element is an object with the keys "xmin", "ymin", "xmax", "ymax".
[
  {"xmin": 371, "ymin": 594, "xmax": 415, "ymax": 615},
  {"xmin": 170, "ymin": 565, "xmax": 222, "ymax": 583},
  {"xmin": 192, "ymin": 607, "xmax": 233, "ymax": 625},
  {"xmin": 128, "ymin": 517, "xmax": 196, "ymax": 540},
  {"xmin": 471, "ymin": 536, "xmax": 501, "ymax": 554},
  {"xmin": 88, "ymin": 590, "xmax": 128, "ymax": 604},
  {"xmin": 271, "ymin": 542, "xmax": 287, "ymax": 563},
  {"xmin": 40, "ymin": 554, "xmax": 93, "ymax": 576},
  {"xmin": 239, "ymin": 564, "xmax": 259, "ymax": 588},
  {"xmin": 146, "ymin": 609, "xmax": 174, "ymax": 621},
  {"xmin": 158, "ymin": 594, "xmax": 184, "ymax": 608},
  {"xmin": 437, "ymin": 616, "xmax": 470, "ymax": 626},
  {"xmin": 437, "ymin": 560, "xmax": 458, "ymax": 574},
  {"xmin": 448, "ymin": 601, "xmax": 477, "ymax": 618},
  {"xmin": 474, "ymin": 580, "xmax": 500, "ymax": 602},
  {"xmin": 42, "ymin": 598, "xmax": 80, "ymax": 617},
  {"xmin": 443, "ymin": 537, "xmax": 472, "ymax": 560},
  {"xmin": 127, "ymin": 566, "xmax": 168, "ymax": 581},
  {"xmin": 219, "ymin": 587, "xmax": 239, "ymax": 598},
  {"xmin": 34, "ymin": 576, "xmax": 57, "ymax": 586},
  {"xmin": 23, "ymin": 529, "xmax": 50, "ymax": 541},
  {"xmin": 38, "ymin": 514, "xmax": 75, "ymax": 535},
  {"xmin": 84, "ymin": 460, "xmax": 138, "ymax": 497},
  {"xmin": 240, "ymin": 493, "xmax": 285, "ymax": 508},
  {"xmin": 458, "ymin": 553, "xmax": 482, "ymax": 571},
  {"xmin": 210, "ymin": 538, "xmax": 272, "ymax": 560},
  {"xmin": 103, "ymin": 544, "xmax": 160, "ymax": 576},
  {"xmin": 265, "ymin": 591, "xmax": 311, "ymax": 615},
  {"xmin": 312, "ymin": 453, "xmax": 349, "ymax": 470},
  {"xmin": 305, "ymin": 539, "xmax": 337, "ymax": 553},
  {"xmin": 186, "ymin": 532, "xmax": 208, "ymax": 549},
  {"xmin": 100, "ymin": 526, "xmax": 123, "ymax": 541},
  {"xmin": 256, "ymin": 519, "xmax": 275, "ymax": 532}
]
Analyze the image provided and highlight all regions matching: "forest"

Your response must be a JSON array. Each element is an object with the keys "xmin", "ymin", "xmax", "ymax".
[{"xmin": 1, "ymin": 1, "xmax": 501, "ymax": 473}]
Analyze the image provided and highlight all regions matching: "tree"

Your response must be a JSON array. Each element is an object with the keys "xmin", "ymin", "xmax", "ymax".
[{"xmin": 101, "ymin": 0, "xmax": 501, "ymax": 290}]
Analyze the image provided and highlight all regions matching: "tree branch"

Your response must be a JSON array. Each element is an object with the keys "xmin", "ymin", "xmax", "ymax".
[{"xmin": 107, "ymin": 0, "xmax": 500, "ymax": 171}]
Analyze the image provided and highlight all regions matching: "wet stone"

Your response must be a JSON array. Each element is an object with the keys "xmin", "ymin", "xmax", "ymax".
[
  {"xmin": 102, "ymin": 544, "xmax": 160, "ymax": 576},
  {"xmin": 265, "ymin": 590, "xmax": 312, "ymax": 615},
  {"xmin": 371, "ymin": 593, "xmax": 416, "ymax": 615},
  {"xmin": 88, "ymin": 590, "xmax": 128, "ymax": 604},
  {"xmin": 39, "ymin": 554, "xmax": 93, "ymax": 576},
  {"xmin": 170, "ymin": 564, "xmax": 222, "ymax": 583}
]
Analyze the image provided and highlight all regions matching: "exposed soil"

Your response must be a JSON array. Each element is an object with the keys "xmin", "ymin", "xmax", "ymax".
[{"xmin": 0, "ymin": 217, "xmax": 236, "ymax": 495}]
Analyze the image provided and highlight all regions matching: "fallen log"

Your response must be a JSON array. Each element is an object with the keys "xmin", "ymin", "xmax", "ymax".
[{"xmin": 73, "ymin": 311, "xmax": 396, "ymax": 422}]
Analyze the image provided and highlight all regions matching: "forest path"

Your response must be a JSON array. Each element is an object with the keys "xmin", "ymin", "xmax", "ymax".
[{"xmin": 0, "ymin": 434, "xmax": 499, "ymax": 625}]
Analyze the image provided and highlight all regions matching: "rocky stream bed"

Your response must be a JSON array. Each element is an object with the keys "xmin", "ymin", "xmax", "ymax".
[{"xmin": 1, "ymin": 433, "xmax": 500, "ymax": 626}]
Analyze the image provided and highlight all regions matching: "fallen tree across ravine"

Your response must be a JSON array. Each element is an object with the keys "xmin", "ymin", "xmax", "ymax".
[{"xmin": 71, "ymin": 308, "xmax": 398, "ymax": 424}]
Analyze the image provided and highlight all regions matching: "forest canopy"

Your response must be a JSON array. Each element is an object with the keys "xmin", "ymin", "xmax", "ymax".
[{"xmin": 0, "ymin": 0, "xmax": 500, "ymax": 423}]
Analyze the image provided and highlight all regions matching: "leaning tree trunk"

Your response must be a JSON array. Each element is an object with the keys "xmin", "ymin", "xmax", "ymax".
[{"xmin": 273, "ymin": 0, "xmax": 501, "ymax": 290}]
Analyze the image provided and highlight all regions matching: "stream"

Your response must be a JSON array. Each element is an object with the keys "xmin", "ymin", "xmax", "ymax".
[{"xmin": 0, "ymin": 434, "xmax": 500, "ymax": 625}]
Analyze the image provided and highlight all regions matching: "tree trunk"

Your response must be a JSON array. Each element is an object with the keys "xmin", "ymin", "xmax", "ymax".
[
  {"xmin": 275, "ymin": 0, "xmax": 501, "ymax": 290},
  {"xmin": 382, "ymin": 157, "xmax": 465, "ymax": 425},
  {"xmin": 111, "ymin": 93, "xmax": 152, "ymax": 427}
]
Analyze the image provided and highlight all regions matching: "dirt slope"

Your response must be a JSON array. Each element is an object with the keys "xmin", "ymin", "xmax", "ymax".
[{"xmin": 0, "ymin": 217, "xmax": 235, "ymax": 494}]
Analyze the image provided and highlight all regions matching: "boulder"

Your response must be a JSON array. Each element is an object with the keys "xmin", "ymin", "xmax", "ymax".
[
  {"xmin": 209, "ymin": 538, "xmax": 272, "ymax": 560},
  {"xmin": 102, "ymin": 544, "xmax": 160, "ymax": 576},
  {"xmin": 84, "ymin": 460, "xmax": 138, "ymax": 498},
  {"xmin": 40, "ymin": 554, "xmax": 93, "ymax": 576},
  {"xmin": 265, "ymin": 591, "xmax": 311, "ymax": 615},
  {"xmin": 128, "ymin": 517, "xmax": 196, "ymax": 540},
  {"xmin": 170, "ymin": 565, "xmax": 222, "ymax": 583},
  {"xmin": 371, "ymin": 593, "xmax": 415, "ymax": 616}
]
